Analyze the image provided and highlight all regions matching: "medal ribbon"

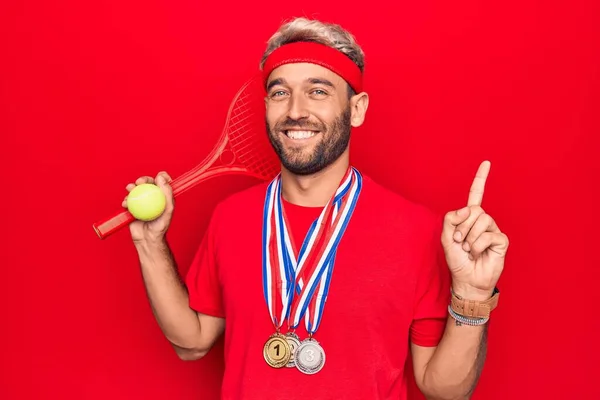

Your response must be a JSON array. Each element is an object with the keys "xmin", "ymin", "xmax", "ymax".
[{"xmin": 262, "ymin": 167, "xmax": 362, "ymax": 334}]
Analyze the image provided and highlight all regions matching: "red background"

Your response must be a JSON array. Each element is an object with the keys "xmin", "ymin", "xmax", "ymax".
[{"xmin": 1, "ymin": 0, "xmax": 599, "ymax": 399}]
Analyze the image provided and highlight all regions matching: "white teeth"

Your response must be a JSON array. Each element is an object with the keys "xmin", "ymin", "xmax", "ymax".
[{"xmin": 286, "ymin": 130, "xmax": 316, "ymax": 139}]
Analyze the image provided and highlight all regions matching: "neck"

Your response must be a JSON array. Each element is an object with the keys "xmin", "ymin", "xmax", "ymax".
[{"xmin": 280, "ymin": 151, "xmax": 350, "ymax": 207}]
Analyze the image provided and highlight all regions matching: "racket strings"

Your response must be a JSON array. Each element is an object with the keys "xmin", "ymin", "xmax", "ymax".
[
  {"xmin": 169, "ymin": 80, "xmax": 279, "ymax": 194},
  {"xmin": 170, "ymin": 92, "xmax": 258, "ymax": 185},
  {"xmin": 229, "ymin": 123, "xmax": 279, "ymax": 174}
]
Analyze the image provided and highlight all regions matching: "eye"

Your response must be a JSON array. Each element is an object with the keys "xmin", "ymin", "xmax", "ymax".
[
  {"xmin": 311, "ymin": 89, "xmax": 327, "ymax": 96},
  {"xmin": 269, "ymin": 90, "xmax": 288, "ymax": 99}
]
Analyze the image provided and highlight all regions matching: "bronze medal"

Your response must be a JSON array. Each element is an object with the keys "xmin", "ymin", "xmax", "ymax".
[{"xmin": 285, "ymin": 332, "xmax": 302, "ymax": 368}]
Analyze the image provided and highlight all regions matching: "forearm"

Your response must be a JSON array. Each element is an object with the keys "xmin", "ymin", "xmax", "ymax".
[
  {"xmin": 421, "ymin": 315, "xmax": 488, "ymax": 400},
  {"xmin": 135, "ymin": 239, "xmax": 205, "ymax": 353}
]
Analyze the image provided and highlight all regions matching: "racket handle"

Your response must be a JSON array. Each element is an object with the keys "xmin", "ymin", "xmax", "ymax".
[
  {"xmin": 92, "ymin": 167, "xmax": 250, "ymax": 240},
  {"xmin": 92, "ymin": 209, "xmax": 136, "ymax": 239},
  {"xmin": 92, "ymin": 172, "xmax": 198, "ymax": 240}
]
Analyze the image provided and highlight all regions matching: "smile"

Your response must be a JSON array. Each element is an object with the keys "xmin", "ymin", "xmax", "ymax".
[{"xmin": 283, "ymin": 130, "xmax": 319, "ymax": 140}]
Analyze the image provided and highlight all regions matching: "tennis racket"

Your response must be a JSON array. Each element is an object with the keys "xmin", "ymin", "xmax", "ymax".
[{"xmin": 92, "ymin": 74, "xmax": 280, "ymax": 239}]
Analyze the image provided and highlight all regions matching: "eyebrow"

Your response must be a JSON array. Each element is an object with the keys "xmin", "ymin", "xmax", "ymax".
[
  {"xmin": 266, "ymin": 78, "xmax": 285, "ymax": 92},
  {"xmin": 307, "ymin": 78, "xmax": 335, "ymax": 88},
  {"xmin": 266, "ymin": 77, "xmax": 336, "ymax": 91}
]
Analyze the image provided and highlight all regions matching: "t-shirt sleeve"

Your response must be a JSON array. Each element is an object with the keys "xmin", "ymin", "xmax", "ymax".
[
  {"xmin": 185, "ymin": 205, "xmax": 225, "ymax": 319},
  {"xmin": 410, "ymin": 214, "xmax": 451, "ymax": 347}
]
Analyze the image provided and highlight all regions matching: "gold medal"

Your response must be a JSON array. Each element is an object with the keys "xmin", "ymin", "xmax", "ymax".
[{"xmin": 263, "ymin": 333, "xmax": 292, "ymax": 368}]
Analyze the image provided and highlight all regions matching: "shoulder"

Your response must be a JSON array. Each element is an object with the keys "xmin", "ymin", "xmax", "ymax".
[
  {"xmin": 217, "ymin": 181, "xmax": 270, "ymax": 208},
  {"xmin": 358, "ymin": 172, "xmax": 442, "ymax": 231},
  {"xmin": 356, "ymin": 172, "xmax": 447, "ymax": 275},
  {"xmin": 208, "ymin": 181, "xmax": 271, "ymax": 227}
]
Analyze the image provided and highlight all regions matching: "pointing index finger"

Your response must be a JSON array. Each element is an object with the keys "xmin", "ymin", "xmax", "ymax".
[{"xmin": 467, "ymin": 160, "xmax": 491, "ymax": 206}]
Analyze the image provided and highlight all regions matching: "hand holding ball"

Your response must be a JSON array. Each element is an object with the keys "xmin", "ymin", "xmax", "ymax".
[{"xmin": 127, "ymin": 183, "xmax": 166, "ymax": 221}]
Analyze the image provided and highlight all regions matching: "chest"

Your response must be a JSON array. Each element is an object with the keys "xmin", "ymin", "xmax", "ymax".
[{"xmin": 215, "ymin": 211, "xmax": 420, "ymax": 335}]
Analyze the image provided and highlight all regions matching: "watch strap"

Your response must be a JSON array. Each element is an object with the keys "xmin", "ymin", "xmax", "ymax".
[{"xmin": 450, "ymin": 287, "xmax": 500, "ymax": 319}]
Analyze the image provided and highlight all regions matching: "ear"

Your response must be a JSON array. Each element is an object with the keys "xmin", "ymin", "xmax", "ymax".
[{"xmin": 349, "ymin": 92, "xmax": 369, "ymax": 128}]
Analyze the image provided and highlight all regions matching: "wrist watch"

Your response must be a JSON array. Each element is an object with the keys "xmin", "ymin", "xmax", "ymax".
[{"xmin": 450, "ymin": 287, "xmax": 500, "ymax": 319}]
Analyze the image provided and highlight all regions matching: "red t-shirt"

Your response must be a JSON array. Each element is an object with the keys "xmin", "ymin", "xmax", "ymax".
[{"xmin": 185, "ymin": 173, "xmax": 451, "ymax": 400}]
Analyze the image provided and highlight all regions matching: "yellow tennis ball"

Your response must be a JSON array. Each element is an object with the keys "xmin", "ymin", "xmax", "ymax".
[{"xmin": 127, "ymin": 183, "xmax": 166, "ymax": 221}]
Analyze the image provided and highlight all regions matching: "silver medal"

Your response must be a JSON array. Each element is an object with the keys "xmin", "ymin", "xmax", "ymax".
[
  {"xmin": 295, "ymin": 339, "xmax": 326, "ymax": 374},
  {"xmin": 285, "ymin": 332, "xmax": 301, "ymax": 368}
]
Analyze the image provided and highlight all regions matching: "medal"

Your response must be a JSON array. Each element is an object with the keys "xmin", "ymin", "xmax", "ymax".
[
  {"xmin": 285, "ymin": 331, "xmax": 301, "ymax": 368},
  {"xmin": 295, "ymin": 337, "xmax": 326, "ymax": 375},
  {"xmin": 262, "ymin": 166, "xmax": 363, "ymax": 373},
  {"xmin": 261, "ymin": 175, "xmax": 296, "ymax": 368},
  {"xmin": 263, "ymin": 332, "xmax": 292, "ymax": 368}
]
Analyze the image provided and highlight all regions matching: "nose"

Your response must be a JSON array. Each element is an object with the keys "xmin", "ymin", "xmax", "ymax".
[{"xmin": 286, "ymin": 92, "xmax": 310, "ymax": 120}]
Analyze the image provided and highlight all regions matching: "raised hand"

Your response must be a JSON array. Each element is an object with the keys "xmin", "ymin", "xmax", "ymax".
[
  {"xmin": 441, "ymin": 161, "xmax": 509, "ymax": 300},
  {"xmin": 122, "ymin": 171, "xmax": 175, "ymax": 244}
]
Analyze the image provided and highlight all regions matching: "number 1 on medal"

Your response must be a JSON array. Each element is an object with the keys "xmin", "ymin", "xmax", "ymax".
[{"xmin": 263, "ymin": 334, "xmax": 291, "ymax": 368}]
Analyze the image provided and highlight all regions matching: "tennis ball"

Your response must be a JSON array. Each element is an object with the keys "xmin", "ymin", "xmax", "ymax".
[{"xmin": 127, "ymin": 183, "xmax": 166, "ymax": 221}]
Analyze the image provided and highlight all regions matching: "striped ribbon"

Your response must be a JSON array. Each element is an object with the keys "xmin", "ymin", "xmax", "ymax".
[{"xmin": 262, "ymin": 167, "xmax": 362, "ymax": 334}]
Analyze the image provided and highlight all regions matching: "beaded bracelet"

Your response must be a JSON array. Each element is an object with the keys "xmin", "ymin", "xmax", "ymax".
[{"xmin": 448, "ymin": 305, "xmax": 489, "ymax": 326}]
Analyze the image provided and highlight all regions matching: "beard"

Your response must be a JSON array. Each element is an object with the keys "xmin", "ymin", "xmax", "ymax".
[{"xmin": 266, "ymin": 105, "xmax": 352, "ymax": 176}]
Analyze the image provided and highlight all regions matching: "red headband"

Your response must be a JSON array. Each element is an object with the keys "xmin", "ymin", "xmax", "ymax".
[{"xmin": 261, "ymin": 41, "xmax": 363, "ymax": 93}]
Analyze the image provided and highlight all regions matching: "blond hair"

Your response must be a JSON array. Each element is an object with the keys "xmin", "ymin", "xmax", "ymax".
[{"xmin": 260, "ymin": 17, "xmax": 365, "ymax": 74}]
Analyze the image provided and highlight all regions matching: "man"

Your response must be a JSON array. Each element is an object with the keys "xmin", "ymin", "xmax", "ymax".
[{"xmin": 124, "ymin": 17, "xmax": 509, "ymax": 400}]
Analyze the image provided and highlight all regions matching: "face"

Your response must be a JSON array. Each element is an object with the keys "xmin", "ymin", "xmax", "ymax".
[{"xmin": 265, "ymin": 63, "xmax": 368, "ymax": 176}]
